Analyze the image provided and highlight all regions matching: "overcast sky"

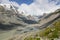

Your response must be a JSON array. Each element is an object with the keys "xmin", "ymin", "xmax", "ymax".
[{"xmin": 0, "ymin": 0, "xmax": 60, "ymax": 16}]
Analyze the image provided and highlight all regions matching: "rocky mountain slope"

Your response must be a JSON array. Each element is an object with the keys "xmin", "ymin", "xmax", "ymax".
[
  {"xmin": 0, "ymin": 5, "xmax": 38, "ymax": 40},
  {"xmin": 0, "ymin": 5, "xmax": 27, "ymax": 30},
  {"xmin": 8, "ymin": 9, "xmax": 60, "ymax": 40},
  {"xmin": 23, "ymin": 9, "xmax": 60, "ymax": 40},
  {"xmin": 0, "ymin": 4, "xmax": 60, "ymax": 40},
  {"xmin": 0, "ymin": 5, "xmax": 38, "ymax": 30}
]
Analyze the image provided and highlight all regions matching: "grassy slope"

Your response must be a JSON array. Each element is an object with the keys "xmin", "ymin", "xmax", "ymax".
[{"xmin": 24, "ymin": 19, "xmax": 60, "ymax": 40}]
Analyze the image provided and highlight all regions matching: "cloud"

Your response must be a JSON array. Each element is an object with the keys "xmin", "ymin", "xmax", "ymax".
[
  {"xmin": 18, "ymin": 0, "xmax": 60, "ymax": 15},
  {"xmin": 0, "ymin": 0, "xmax": 60, "ymax": 16},
  {"xmin": 10, "ymin": 1, "xmax": 20, "ymax": 7},
  {"xmin": 0, "ymin": 0, "xmax": 10, "ymax": 4},
  {"xmin": 0, "ymin": 0, "xmax": 20, "ymax": 8}
]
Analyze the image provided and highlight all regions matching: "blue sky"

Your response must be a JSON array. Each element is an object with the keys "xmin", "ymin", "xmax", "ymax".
[
  {"xmin": 48, "ymin": 0, "xmax": 60, "ymax": 5},
  {"xmin": 9, "ymin": 0, "xmax": 60, "ymax": 5},
  {"xmin": 10, "ymin": 0, "xmax": 33, "ymax": 5}
]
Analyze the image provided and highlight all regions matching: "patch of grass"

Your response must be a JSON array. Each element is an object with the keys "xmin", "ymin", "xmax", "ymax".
[
  {"xmin": 24, "ymin": 19, "xmax": 60, "ymax": 40},
  {"xmin": 39, "ymin": 20, "xmax": 60, "ymax": 39},
  {"xmin": 24, "ymin": 37, "xmax": 40, "ymax": 40}
]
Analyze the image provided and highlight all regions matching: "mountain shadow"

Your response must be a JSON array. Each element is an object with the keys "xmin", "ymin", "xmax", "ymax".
[{"xmin": 0, "ymin": 23, "xmax": 24, "ymax": 30}]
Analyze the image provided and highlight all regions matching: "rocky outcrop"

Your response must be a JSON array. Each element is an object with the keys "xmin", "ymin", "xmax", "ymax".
[{"xmin": 0, "ymin": 5, "xmax": 27, "ymax": 30}]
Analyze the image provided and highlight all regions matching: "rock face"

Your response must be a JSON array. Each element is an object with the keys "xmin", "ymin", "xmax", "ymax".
[
  {"xmin": 25, "ymin": 9, "xmax": 60, "ymax": 29},
  {"xmin": 0, "ymin": 5, "xmax": 38, "ymax": 30},
  {"xmin": 39, "ymin": 11, "xmax": 60, "ymax": 28},
  {"xmin": 0, "ymin": 5, "xmax": 27, "ymax": 30},
  {"xmin": 0, "ymin": 5, "xmax": 39, "ymax": 40}
]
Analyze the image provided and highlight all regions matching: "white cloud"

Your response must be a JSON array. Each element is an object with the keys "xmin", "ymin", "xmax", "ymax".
[
  {"xmin": 0, "ymin": 0, "xmax": 20, "ymax": 8},
  {"xmin": 10, "ymin": 1, "xmax": 20, "ymax": 7},
  {"xmin": 0, "ymin": 0, "xmax": 10, "ymax": 4},
  {"xmin": 0, "ymin": 0, "xmax": 60, "ymax": 16},
  {"xmin": 18, "ymin": 0, "xmax": 60, "ymax": 15}
]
